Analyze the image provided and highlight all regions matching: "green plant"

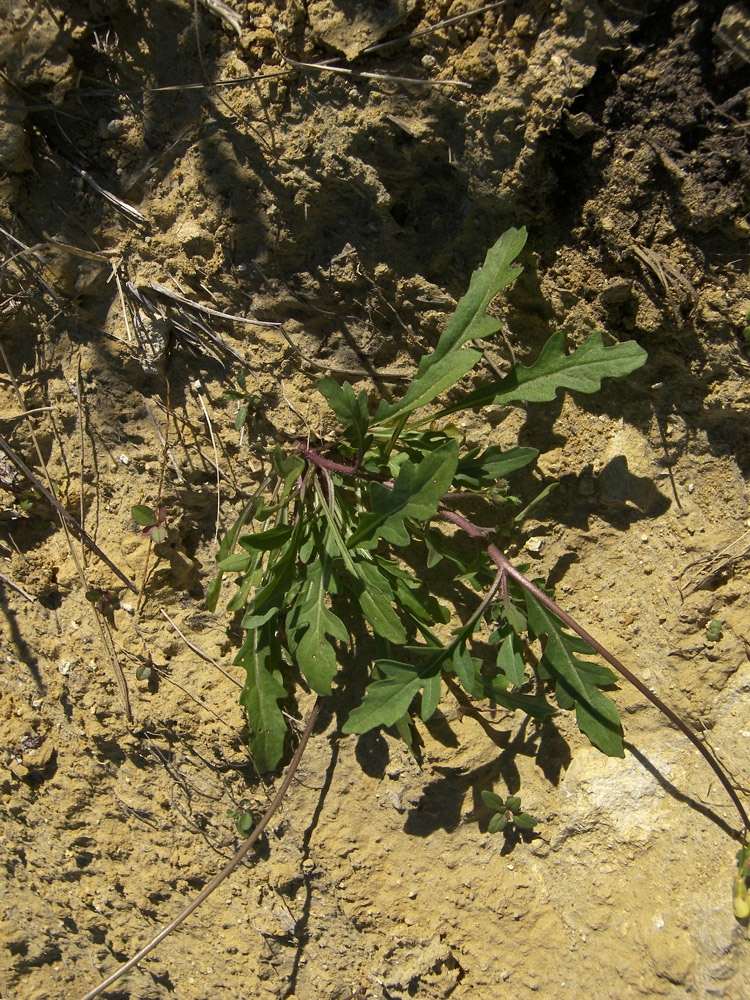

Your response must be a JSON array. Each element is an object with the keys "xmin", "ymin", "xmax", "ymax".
[
  {"xmin": 228, "ymin": 799, "xmax": 257, "ymax": 837},
  {"xmin": 85, "ymin": 588, "xmax": 120, "ymax": 628},
  {"xmin": 132, "ymin": 503, "xmax": 168, "ymax": 543},
  {"xmin": 208, "ymin": 229, "xmax": 748, "ymax": 864},
  {"xmin": 482, "ymin": 790, "xmax": 538, "ymax": 833},
  {"xmin": 210, "ymin": 227, "xmax": 647, "ymax": 770},
  {"xmin": 706, "ymin": 618, "xmax": 724, "ymax": 642},
  {"xmin": 135, "ymin": 649, "xmax": 156, "ymax": 681},
  {"xmin": 81, "ymin": 229, "xmax": 750, "ymax": 1000},
  {"xmin": 224, "ymin": 370, "xmax": 262, "ymax": 430}
]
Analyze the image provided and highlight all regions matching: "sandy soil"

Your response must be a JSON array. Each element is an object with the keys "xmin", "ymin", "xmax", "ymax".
[{"xmin": 1, "ymin": 1, "xmax": 749, "ymax": 998}]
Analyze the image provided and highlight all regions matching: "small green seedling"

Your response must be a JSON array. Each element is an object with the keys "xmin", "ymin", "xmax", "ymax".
[
  {"xmin": 85, "ymin": 588, "xmax": 120, "ymax": 628},
  {"xmin": 482, "ymin": 791, "xmax": 538, "ymax": 833},
  {"xmin": 706, "ymin": 619, "xmax": 724, "ymax": 642},
  {"xmin": 18, "ymin": 485, "xmax": 58, "ymax": 530},
  {"xmin": 135, "ymin": 650, "xmax": 155, "ymax": 681},
  {"xmin": 132, "ymin": 504, "xmax": 168, "ymax": 543},
  {"xmin": 224, "ymin": 370, "xmax": 262, "ymax": 430},
  {"xmin": 19, "ymin": 487, "xmax": 39, "ymax": 513},
  {"xmin": 742, "ymin": 311, "xmax": 750, "ymax": 343},
  {"xmin": 228, "ymin": 799, "xmax": 257, "ymax": 837}
]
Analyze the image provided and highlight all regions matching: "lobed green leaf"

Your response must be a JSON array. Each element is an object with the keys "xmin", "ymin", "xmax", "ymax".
[
  {"xmin": 317, "ymin": 377, "xmax": 371, "ymax": 457},
  {"xmin": 351, "ymin": 560, "xmax": 407, "ymax": 644},
  {"xmin": 342, "ymin": 659, "xmax": 440, "ymax": 733},
  {"xmin": 453, "ymin": 445, "xmax": 538, "ymax": 490},
  {"xmin": 288, "ymin": 557, "xmax": 348, "ymax": 695},
  {"xmin": 373, "ymin": 228, "xmax": 527, "ymax": 424},
  {"xmin": 236, "ymin": 625, "xmax": 288, "ymax": 772},
  {"xmin": 436, "ymin": 331, "xmax": 647, "ymax": 418}
]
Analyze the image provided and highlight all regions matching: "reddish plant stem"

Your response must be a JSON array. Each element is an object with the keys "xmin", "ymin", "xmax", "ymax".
[
  {"xmin": 438, "ymin": 502, "xmax": 749, "ymax": 831},
  {"xmin": 300, "ymin": 444, "xmax": 393, "ymax": 488},
  {"xmin": 487, "ymin": 545, "xmax": 749, "ymax": 834},
  {"xmin": 299, "ymin": 443, "xmax": 359, "ymax": 478}
]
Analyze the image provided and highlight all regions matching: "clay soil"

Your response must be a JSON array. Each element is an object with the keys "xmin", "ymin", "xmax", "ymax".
[{"xmin": 1, "ymin": 2, "xmax": 750, "ymax": 998}]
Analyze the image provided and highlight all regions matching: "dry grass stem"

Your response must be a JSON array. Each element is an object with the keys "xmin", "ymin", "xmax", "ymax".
[
  {"xmin": 362, "ymin": 0, "xmax": 506, "ymax": 55},
  {"xmin": 0, "ymin": 570, "xmax": 38, "ymax": 604},
  {"xmin": 279, "ymin": 52, "xmax": 472, "ymax": 89},
  {"xmin": 0, "ymin": 346, "xmax": 133, "ymax": 719},
  {"xmin": 149, "ymin": 280, "xmax": 280, "ymax": 328},
  {"xmin": 160, "ymin": 608, "xmax": 241, "ymax": 688},
  {"xmin": 143, "ymin": 397, "xmax": 184, "ymax": 483},
  {"xmin": 196, "ymin": 389, "xmax": 222, "ymax": 542},
  {"xmin": 199, "ymin": 0, "xmax": 242, "ymax": 37},
  {"xmin": 680, "ymin": 528, "xmax": 750, "ymax": 597},
  {"xmin": 62, "ymin": 159, "xmax": 147, "ymax": 225}
]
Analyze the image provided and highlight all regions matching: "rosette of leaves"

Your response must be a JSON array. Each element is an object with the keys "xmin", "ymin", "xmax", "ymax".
[
  {"xmin": 210, "ymin": 228, "xmax": 647, "ymax": 772},
  {"xmin": 481, "ymin": 791, "xmax": 538, "ymax": 834}
]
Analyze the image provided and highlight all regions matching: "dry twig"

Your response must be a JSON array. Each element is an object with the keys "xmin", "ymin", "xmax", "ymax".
[{"xmin": 79, "ymin": 699, "xmax": 321, "ymax": 1000}]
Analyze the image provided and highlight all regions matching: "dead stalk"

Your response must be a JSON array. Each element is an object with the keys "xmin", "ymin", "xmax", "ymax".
[{"xmin": 197, "ymin": 389, "xmax": 221, "ymax": 542}]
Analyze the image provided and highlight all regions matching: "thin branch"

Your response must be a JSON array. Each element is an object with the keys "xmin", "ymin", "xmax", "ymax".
[
  {"xmin": 0, "ymin": 571, "xmax": 37, "ymax": 604},
  {"xmin": 0, "ymin": 405, "xmax": 58, "ymax": 421},
  {"xmin": 79, "ymin": 698, "xmax": 321, "ymax": 1000},
  {"xmin": 197, "ymin": 390, "xmax": 221, "ymax": 542},
  {"xmin": 279, "ymin": 52, "xmax": 471, "ymax": 89},
  {"xmin": 199, "ymin": 0, "xmax": 242, "ymax": 36},
  {"xmin": 149, "ymin": 280, "xmax": 280, "ymax": 328},
  {"xmin": 362, "ymin": 0, "xmax": 506, "ymax": 55},
  {"xmin": 61, "ymin": 157, "xmax": 148, "ymax": 225},
  {"xmin": 279, "ymin": 323, "xmax": 410, "ymax": 380}
]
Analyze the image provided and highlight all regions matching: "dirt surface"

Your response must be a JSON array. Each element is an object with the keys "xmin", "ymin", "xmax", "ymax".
[{"xmin": 1, "ymin": 1, "xmax": 750, "ymax": 998}]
